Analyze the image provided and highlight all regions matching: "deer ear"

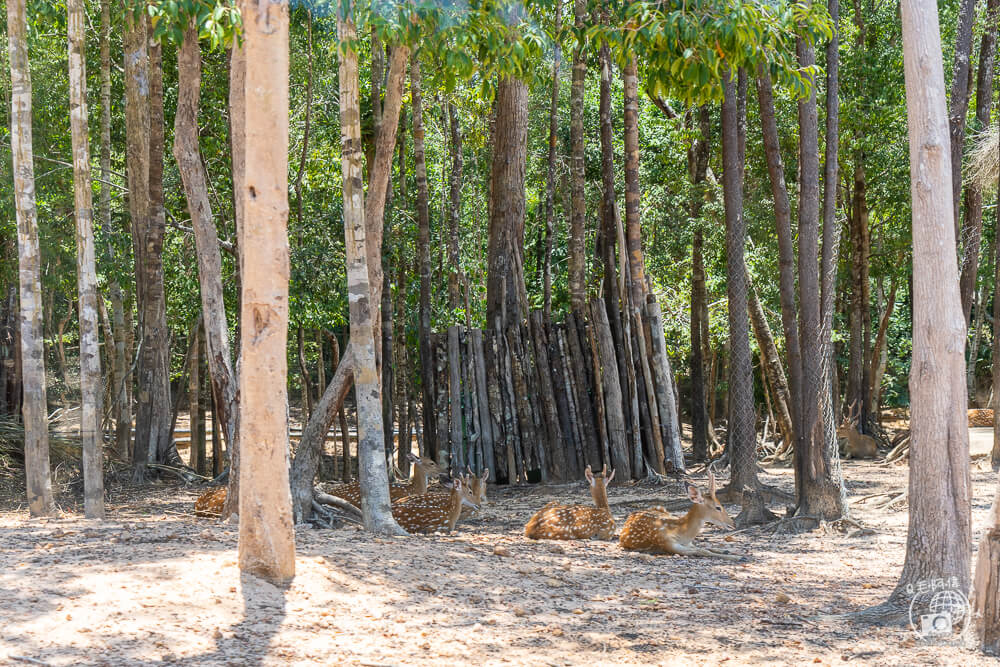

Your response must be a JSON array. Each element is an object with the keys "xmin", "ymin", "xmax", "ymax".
[
  {"xmin": 687, "ymin": 484, "xmax": 703, "ymax": 503},
  {"xmin": 482, "ymin": 469, "xmax": 490, "ymax": 482},
  {"xmin": 584, "ymin": 466, "xmax": 595, "ymax": 486},
  {"xmin": 606, "ymin": 468, "xmax": 615, "ymax": 484}
]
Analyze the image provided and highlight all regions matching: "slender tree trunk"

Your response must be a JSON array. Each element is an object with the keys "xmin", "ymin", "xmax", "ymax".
[
  {"xmin": 411, "ymin": 55, "xmax": 437, "ymax": 462},
  {"xmin": 748, "ymin": 282, "xmax": 795, "ymax": 450},
  {"xmin": 338, "ymin": 13, "xmax": 404, "ymax": 535},
  {"xmin": 623, "ymin": 58, "xmax": 647, "ymax": 310},
  {"xmin": 487, "ymin": 75, "xmax": 529, "ymax": 331},
  {"xmin": 756, "ymin": 68, "xmax": 803, "ymax": 456},
  {"xmin": 948, "ymin": 0, "xmax": 979, "ymax": 235},
  {"xmin": 189, "ymin": 323, "xmax": 202, "ymax": 473},
  {"xmin": 174, "ymin": 25, "xmax": 240, "ymax": 502},
  {"xmin": 972, "ymin": 479, "xmax": 1000, "ymax": 652},
  {"xmin": 959, "ymin": 0, "xmax": 1000, "ymax": 322},
  {"xmin": 8, "ymin": 0, "xmax": 54, "ymax": 516},
  {"xmin": 992, "ymin": 120, "xmax": 1000, "ymax": 469},
  {"xmin": 795, "ymin": 33, "xmax": 846, "ymax": 520},
  {"xmin": 568, "ymin": 0, "xmax": 587, "ymax": 312},
  {"xmin": 868, "ymin": 278, "xmax": 898, "ymax": 416},
  {"xmin": 238, "ymin": 0, "xmax": 295, "ymax": 583},
  {"xmin": 447, "ymin": 103, "xmax": 464, "ymax": 313},
  {"xmin": 689, "ymin": 107, "xmax": 711, "ymax": 461},
  {"xmin": 888, "ymin": 0, "xmax": 971, "ymax": 607},
  {"xmin": 68, "ymin": 0, "xmax": 105, "ymax": 518},
  {"xmin": 543, "ymin": 0, "xmax": 561, "ymax": 320}
]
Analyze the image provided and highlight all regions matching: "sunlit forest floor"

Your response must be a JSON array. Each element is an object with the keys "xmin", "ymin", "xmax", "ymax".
[{"xmin": 1, "ymin": 442, "xmax": 997, "ymax": 665}]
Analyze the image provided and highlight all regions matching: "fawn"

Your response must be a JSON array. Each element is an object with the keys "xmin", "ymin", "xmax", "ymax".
[
  {"xmin": 325, "ymin": 453, "xmax": 442, "ymax": 507},
  {"xmin": 619, "ymin": 472, "xmax": 739, "ymax": 560},
  {"xmin": 194, "ymin": 486, "xmax": 227, "ymax": 517},
  {"xmin": 391, "ymin": 477, "xmax": 480, "ymax": 533},
  {"xmin": 459, "ymin": 467, "xmax": 489, "ymax": 518},
  {"xmin": 524, "ymin": 464, "xmax": 615, "ymax": 540},
  {"xmin": 837, "ymin": 402, "xmax": 878, "ymax": 459}
]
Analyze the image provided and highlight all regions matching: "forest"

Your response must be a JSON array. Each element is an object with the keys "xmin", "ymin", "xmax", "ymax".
[{"xmin": 2, "ymin": 0, "xmax": 1000, "ymax": 663}]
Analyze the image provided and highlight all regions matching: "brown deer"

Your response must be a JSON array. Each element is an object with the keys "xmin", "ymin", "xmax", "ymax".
[
  {"xmin": 391, "ymin": 477, "xmax": 480, "ymax": 533},
  {"xmin": 459, "ymin": 467, "xmax": 489, "ymax": 518},
  {"xmin": 619, "ymin": 472, "xmax": 739, "ymax": 560},
  {"xmin": 837, "ymin": 402, "xmax": 878, "ymax": 459},
  {"xmin": 524, "ymin": 464, "xmax": 615, "ymax": 540},
  {"xmin": 194, "ymin": 486, "xmax": 227, "ymax": 517},
  {"xmin": 324, "ymin": 453, "xmax": 442, "ymax": 507}
]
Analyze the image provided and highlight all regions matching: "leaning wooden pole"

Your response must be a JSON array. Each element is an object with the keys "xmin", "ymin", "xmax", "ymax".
[{"xmin": 237, "ymin": 0, "xmax": 295, "ymax": 583}]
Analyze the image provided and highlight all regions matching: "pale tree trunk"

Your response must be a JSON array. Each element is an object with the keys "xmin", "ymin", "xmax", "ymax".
[
  {"xmin": 189, "ymin": 324, "xmax": 201, "ymax": 473},
  {"xmin": 959, "ymin": 0, "xmax": 999, "ymax": 323},
  {"xmin": 338, "ymin": 12, "xmax": 404, "ymax": 535},
  {"xmin": 542, "ymin": 0, "xmax": 562, "ymax": 320},
  {"xmin": 623, "ymin": 57, "xmax": 646, "ymax": 310},
  {"xmin": 795, "ymin": 33, "xmax": 846, "ymax": 521},
  {"xmin": 100, "ymin": 0, "xmax": 130, "ymax": 461},
  {"xmin": 123, "ymin": 12, "xmax": 151, "ymax": 475},
  {"xmin": 174, "ymin": 24, "xmax": 240, "ymax": 501},
  {"xmin": 689, "ymin": 107, "xmax": 711, "ymax": 461},
  {"xmin": 225, "ymin": 43, "xmax": 245, "ymax": 513},
  {"xmin": 994, "ymin": 165, "xmax": 1000, "ymax": 469},
  {"xmin": 487, "ymin": 75, "xmax": 529, "ymax": 331},
  {"xmin": 868, "ymin": 278, "xmax": 899, "ymax": 416},
  {"xmin": 888, "ymin": 0, "xmax": 971, "ymax": 609},
  {"xmin": 447, "ymin": 103, "xmax": 464, "ymax": 313},
  {"xmin": 948, "ymin": 0, "xmax": 979, "ymax": 235},
  {"xmin": 8, "ymin": 0, "xmax": 54, "ymax": 516},
  {"xmin": 238, "ymin": 0, "xmax": 295, "ymax": 583},
  {"xmin": 568, "ymin": 0, "xmax": 587, "ymax": 312},
  {"xmin": 68, "ymin": 0, "xmax": 105, "ymax": 519},
  {"xmin": 411, "ymin": 55, "xmax": 437, "ymax": 462},
  {"xmin": 972, "ymin": 481, "xmax": 1000, "ymax": 652}
]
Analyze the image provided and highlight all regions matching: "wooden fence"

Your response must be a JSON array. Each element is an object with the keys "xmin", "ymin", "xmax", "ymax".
[{"xmin": 420, "ymin": 295, "xmax": 684, "ymax": 484}]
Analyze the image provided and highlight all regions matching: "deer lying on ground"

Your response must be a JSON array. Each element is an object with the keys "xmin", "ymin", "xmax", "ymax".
[
  {"xmin": 194, "ymin": 486, "xmax": 227, "ymax": 517},
  {"xmin": 391, "ymin": 477, "xmax": 480, "ymax": 533},
  {"xmin": 324, "ymin": 453, "xmax": 442, "ymax": 506},
  {"xmin": 459, "ymin": 467, "xmax": 489, "ymax": 518},
  {"xmin": 619, "ymin": 472, "xmax": 739, "ymax": 560},
  {"xmin": 524, "ymin": 464, "xmax": 615, "ymax": 540},
  {"xmin": 837, "ymin": 402, "xmax": 878, "ymax": 459}
]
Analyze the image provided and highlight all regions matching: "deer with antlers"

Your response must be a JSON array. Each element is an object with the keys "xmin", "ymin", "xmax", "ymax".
[
  {"xmin": 391, "ymin": 476, "xmax": 480, "ymax": 533},
  {"xmin": 838, "ymin": 401, "xmax": 878, "ymax": 459},
  {"xmin": 524, "ymin": 464, "xmax": 615, "ymax": 540},
  {"xmin": 619, "ymin": 472, "xmax": 739, "ymax": 560}
]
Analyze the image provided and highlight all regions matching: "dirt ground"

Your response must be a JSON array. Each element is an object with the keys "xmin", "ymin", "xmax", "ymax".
[{"xmin": 1, "ymin": 456, "xmax": 998, "ymax": 666}]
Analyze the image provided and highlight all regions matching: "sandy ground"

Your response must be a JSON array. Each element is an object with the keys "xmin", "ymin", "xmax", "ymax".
[{"xmin": 1, "ymin": 457, "xmax": 998, "ymax": 666}]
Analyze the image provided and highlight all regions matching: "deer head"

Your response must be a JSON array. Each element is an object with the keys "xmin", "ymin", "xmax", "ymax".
[
  {"xmin": 584, "ymin": 464, "xmax": 614, "ymax": 510},
  {"xmin": 687, "ymin": 471, "xmax": 734, "ymax": 530}
]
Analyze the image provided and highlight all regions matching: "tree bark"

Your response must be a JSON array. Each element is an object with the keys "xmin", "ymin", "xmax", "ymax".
[
  {"xmin": 338, "ymin": 14, "xmax": 404, "ymax": 535},
  {"xmin": 623, "ymin": 58, "xmax": 646, "ymax": 310},
  {"xmin": 67, "ymin": 0, "xmax": 105, "ymax": 519},
  {"xmin": 748, "ymin": 282, "xmax": 794, "ymax": 450},
  {"xmin": 543, "ymin": 1, "xmax": 561, "ymax": 320},
  {"xmin": 972, "ymin": 481, "xmax": 1000, "ymax": 652},
  {"xmin": 847, "ymin": 159, "xmax": 872, "ymax": 431},
  {"xmin": 688, "ymin": 107, "xmax": 711, "ymax": 461},
  {"xmin": 238, "ymin": 0, "xmax": 296, "ymax": 583},
  {"xmin": 447, "ymin": 103, "xmax": 464, "ymax": 313},
  {"xmin": 411, "ymin": 55, "xmax": 436, "ymax": 463},
  {"xmin": 487, "ymin": 76, "xmax": 530, "ymax": 331},
  {"xmin": 948, "ymin": 0, "xmax": 979, "ymax": 235},
  {"xmin": 174, "ymin": 24, "xmax": 240, "ymax": 501},
  {"xmin": 568, "ymin": 0, "xmax": 587, "ymax": 312},
  {"xmin": 868, "ymin": 278, "xmax": 899, "ymax": 416},
  {"xmin": 8, "ymin": 0, "xmax": 54, "ymax": 516},
  {"xmin": 959, "ymin": 0, "xmax": 1000, "ymax": 323},
  {"xmin": 890, "ymin": 0, "xmax": 972, "ymax": 605}
]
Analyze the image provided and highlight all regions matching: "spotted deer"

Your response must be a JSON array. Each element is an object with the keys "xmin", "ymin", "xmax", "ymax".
[
  {"xmin": 524, "ymin": 464, "xmax": 615, "ymax": 540},
  {"xmin": 324, "ymin": 453, "xmax": 442, "ymax": 507},
  {"xmin": 838, "ymin": 401, "xmax": 878, "ymax": 459},
  {"xmin": 391, "ymin": 477, "xmax": 480, "ymax": 533},
  {"xmin": 194, "ymin": 486, "xmax": 227, "ymax": 517},
  {"xmin": 619, "ymin": 472, "xmax": 739, "ymax": 560},
  {"xmin": 459, "ymin": 467, "xmax": 489, "ymax": 518}
]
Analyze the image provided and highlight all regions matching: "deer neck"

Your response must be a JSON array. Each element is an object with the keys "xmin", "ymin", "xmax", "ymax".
[
  {"xmin": 412, "ymin": 469, "xmax": 429, "ymax": 494},
  {"xmin": 446, "ymin": 489, "xmax": 464, "ymax": 531},
  {"xmin": 591, "ymin": 484, "xmax": 609, "ymax": 511},
  {"xmin": 675, "ymin": 504, "xmax": 708, "ymax": 544}
]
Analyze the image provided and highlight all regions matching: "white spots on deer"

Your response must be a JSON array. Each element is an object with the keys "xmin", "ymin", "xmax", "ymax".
[{"xmin": 524, "ymin": 464, "xmax": 616, "ymax": 541}]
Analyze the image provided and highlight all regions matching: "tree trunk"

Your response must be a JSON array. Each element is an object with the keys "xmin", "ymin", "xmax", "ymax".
[
  {"xmin": 868, "ymin": 278, "xmax": 899, "ymax": 417},
  {"xmin": 972, "ymin": 481, "xmax": 1000, "ymax": 652},
  {"xmin": 238, "ymin": 0, "xmax": 296, "ymax": 583},
  {"xmin": 720, "ymin": 71, "xmax": 769, "ymax": 523},
  {"xmin": 338, "ymin": 14, "xmax": 404, "ymax": 535},
  {"xmin": 67, "ymin": 0, "xmax": 105, "ymax": 519},
  {"xmin": 297, "ymin": 326, "xmax": 313, "ymax": 419},
  {"xmin": 443, "ymin": 103, "xmax": 463, "ymax": 314},
  {"xmin": 992, "ymin": 121, "xmax": 1000, "ymax": 469},
  {"xmin": 795, "ymin": 33, "xmax": 847, "ymax": 520},
  {"xmin": 174, "ymin": 25, "xmax": 240, "ymax": 500},
  {"xmin": 948, "ymin": 0, "xmax": 979, "ymax": 235},
  {"xmin": 847, "ymin": 159, "xmax": 872, "ymax": 431},
  {"xmin": 543, "ymin": 1, "xmax": 561, "ymax": 320},
  {"xmin": 8, "ymin": 0, "xmax": 54, "ymax": 516},
  {"xmin": 623, "ymin": 58, "xmax": 646, "ymax": 310},
  {"xmin": 889, "ymin": 0, "xmax": 972, "ymax": 606},
  {"xmin": 689, "ymin": 107, "xmax": 711, "ymax": 461},
  {"xmin": 189, "ymin": 324, "xmax": 202, "ymax": 473},
  {"xmin": 487, "ymin": 76, "xmax": 529, "ymax": 331},
  {"xmin": 756, "ymin": 68, "xmax": 803, "ymax": 455},
  {"xmin": 748, "ymin": 282, "xmax": 794, "ymax": 450},
  {"xmin": 959, "ymin": 0, "xmax": 1000, "ymax": 323},
  {"xmin": 568, "ymin": 0, "xmax": 587, "ymax": 312},
  {"xmin": 411, "ymin": 55, "xmax": 437, "ymax": 463}
]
